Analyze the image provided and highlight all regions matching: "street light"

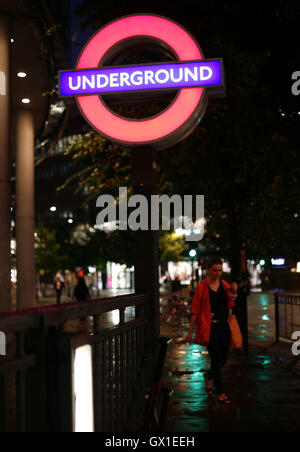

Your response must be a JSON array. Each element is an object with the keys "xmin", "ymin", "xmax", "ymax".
[{"xmin": 189, "ymin": 249, "xmax": 197, "ymax": 258}]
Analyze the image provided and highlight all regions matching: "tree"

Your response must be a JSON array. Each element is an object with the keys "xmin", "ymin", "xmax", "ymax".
[
  {"xmin": 158, "ymin": 232, "xmax": 187, "ymax": 263},
  {"xmin": 35, "ymin": 227, "xmax": 67, "ymax": 274},
  {"xmin": 62, "ymin": 224, "xmax": 135, "ymax": 270},
  {"xmin": 58, "ymin": 132, "xmax": 131, "ymax": 204}
]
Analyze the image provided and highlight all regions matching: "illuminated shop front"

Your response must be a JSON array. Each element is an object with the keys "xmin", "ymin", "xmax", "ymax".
[
  {"xmin": 106, "ymin": 262, "xmax": 134, "ymax": 290},
  {"xmin": 85, "ymin": 262, "xmax": 134, "ymax": 292}
]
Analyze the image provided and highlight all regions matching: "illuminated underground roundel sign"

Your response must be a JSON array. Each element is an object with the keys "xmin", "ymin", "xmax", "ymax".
[{"xmin": 59, "ymin": 15, "xmax": 225, "ymax": 150}]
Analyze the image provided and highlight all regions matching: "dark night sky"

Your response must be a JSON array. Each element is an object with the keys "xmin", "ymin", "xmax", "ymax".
[{"xmin": 67, "ymin": 0, "xmax": 300, "ymax": 114}]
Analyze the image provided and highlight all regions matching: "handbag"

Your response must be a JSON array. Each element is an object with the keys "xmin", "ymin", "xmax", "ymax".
[{"xmin": 229, "ymin": 314, "xmax": 243, "ymax": 349}]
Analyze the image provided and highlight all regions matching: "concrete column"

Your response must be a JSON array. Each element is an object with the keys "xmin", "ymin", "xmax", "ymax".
[
  {"xmin": 0, "ymin": 15, "xmax": 12, "ymax": 313},
  {"xmin": 16, "ymin": 110, "xmax": 36, "ymax": 309}
]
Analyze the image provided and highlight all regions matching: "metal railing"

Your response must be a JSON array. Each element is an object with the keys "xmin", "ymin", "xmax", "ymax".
[
  {"xmin": 144, "ymin": 337, "xmax": 173, "ymax": 432},
  {"xmin": 275, "ymin": 292, "xmax": 300, "ymax": 343},
  {"xmin": 0, "ymin": 294, "xmax": 153, "ymax": 432}
]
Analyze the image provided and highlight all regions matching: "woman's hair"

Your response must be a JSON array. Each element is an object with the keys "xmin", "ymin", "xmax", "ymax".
[{"xmin": 207, "ymin": 258, "xmax": 223, "ymax": 269}]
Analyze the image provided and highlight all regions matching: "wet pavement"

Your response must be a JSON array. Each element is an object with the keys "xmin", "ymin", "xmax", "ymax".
[{"xmin": 160, "ymin": 291, "xmax": 300, "ymax": 432}]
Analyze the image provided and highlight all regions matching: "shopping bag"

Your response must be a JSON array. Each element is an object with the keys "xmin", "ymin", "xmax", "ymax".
[{"xmin": 229, "ymin": 314, "xmax": 243, "ymax": 349}]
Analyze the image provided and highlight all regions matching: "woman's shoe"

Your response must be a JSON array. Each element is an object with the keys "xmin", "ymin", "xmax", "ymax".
[
  {"xmin": 217, "ymin": 394, "xmax": 232, "ymax": 405},
  {"xmin": 204, "ymin": 373, "xmax": 213, "ymax": 394}
]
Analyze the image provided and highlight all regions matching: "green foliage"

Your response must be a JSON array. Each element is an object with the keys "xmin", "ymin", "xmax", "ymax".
[
  {"xmin": 58, "ymin": 133, "xmax": 131, "ymax": 203},
  {"xmin": 45, "ymin": 23, "xmax": 63, "ymax": 37},
  {"xmin": 158, "ymin": 232, "xmax": 187, "ymax": 263},
  {"xmin": 35, "ymin": 227, "xmax": 67, "ymax": 274}
]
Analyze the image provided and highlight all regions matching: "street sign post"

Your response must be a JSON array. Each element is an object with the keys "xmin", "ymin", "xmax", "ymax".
[{"xmin": 59, "ymin": 14, "xmax": 226, "ymax": 346}]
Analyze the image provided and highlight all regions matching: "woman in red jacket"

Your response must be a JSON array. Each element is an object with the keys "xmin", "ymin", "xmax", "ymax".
[{"xmin": 186, "ymin": 258, "xmax": 235, "ymax": 405}]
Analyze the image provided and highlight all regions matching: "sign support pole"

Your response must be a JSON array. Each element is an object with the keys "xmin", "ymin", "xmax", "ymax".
[{"xmin": 132, "ymin": 147, "xmax": 160, "ymax": 349}]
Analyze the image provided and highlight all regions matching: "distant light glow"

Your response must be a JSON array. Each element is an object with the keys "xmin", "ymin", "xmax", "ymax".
[
  {"xmin": 189, "ymin": 249, "xmax": 197, "ymax": 258},
  {"xmin": 262, "ymin": 314, "xmax": 271, "ymax": 321},
  {"xmin": 11, "ymin": 269, "xmax": 17, "ymax": 283},
  {"xmin": 17, "ymin": 72, "xmax": 27, "ymax": 78},
  {"xmin": 175, "ymin": 228, "xmax": 202, "ymax": 237},
  {"xmin": 271, "ymin": 258, "xmax": 285, "ymax": 266},
  {"xmin": 22, "ymin": 98, "xmax": 31, "ymax": 104},
  {"xmin": 50, "ymin": 206, "xmax": 57, "ymax": 212},
  {"xmin": 259, "ymin": 260, "xmax": 266, "ymax": 266},
  {"xmin": 297, "ymin": 262, "xmax": 300, "ymax": 273}
]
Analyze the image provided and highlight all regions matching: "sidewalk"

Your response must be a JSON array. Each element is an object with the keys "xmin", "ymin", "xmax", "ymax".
[{"xmin": 160, "ymin": 294, "xmax": 300, "ymax": 432}]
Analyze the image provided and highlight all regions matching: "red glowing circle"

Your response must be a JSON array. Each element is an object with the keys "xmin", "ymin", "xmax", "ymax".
[{"xmin": 76, "ymin": 15, "xmax": 206, "ymax": 149}]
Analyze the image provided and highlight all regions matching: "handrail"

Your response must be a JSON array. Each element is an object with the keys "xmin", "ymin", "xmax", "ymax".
[
  {"xmin": 274, "ymin": 292, "xmax": 300, "ymax": 298},
  {"xmin": 0, "ymin": 293, "xmax": 148, "ymax": 332}
]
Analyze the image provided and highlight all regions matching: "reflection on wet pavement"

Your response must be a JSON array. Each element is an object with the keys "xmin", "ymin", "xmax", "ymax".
[
  {"xmin": 160, "ymin": 292, "xmax": 300, "ymax": 432},
  {"xmin": 248, "ymin": 293, "xmax": 275, "ymax": 342}
]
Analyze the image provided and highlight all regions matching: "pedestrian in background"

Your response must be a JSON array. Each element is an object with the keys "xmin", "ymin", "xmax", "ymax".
[
  {"xmin": 73, "ymin": 276, "xmax": 91, "ymax": 302},
  {"xmin": 54, "ymin": 275, "xmax": 64, "ymax": 305},
  {"xmin": 171, "ymin": 276, "xmax": 181, "ymax": 297},
  {"xmin": 186, "ymin": 258, "xmax": 235, "ymax": 405}
]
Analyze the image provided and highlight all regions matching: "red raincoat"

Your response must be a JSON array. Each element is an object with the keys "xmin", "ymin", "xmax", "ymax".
[{"xmin": 191, "ymin": 279, "xmax": 235, "ymax": 346}]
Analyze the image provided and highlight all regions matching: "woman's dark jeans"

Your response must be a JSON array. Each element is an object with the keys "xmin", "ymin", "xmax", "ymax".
[
  {"xmin": 56, "ymin": 289, "xmax": 62, "ymax": 305},
  {"xmin": 206, "ymin": 322, "xmax": 231, "ymax": 395}
]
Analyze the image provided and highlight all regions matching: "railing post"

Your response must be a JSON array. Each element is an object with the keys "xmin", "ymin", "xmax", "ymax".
[
  {"xmin": 92, "ymin": 314, "xmax": 101, "ymax": 432},
  {"xmin": 16, "ymin": 332, "xmax": 26, "ymax": 432},
  {"xmin": 24, "ymin": 325, "xmax": 49, "ymax": 432},
  {"xmin": 275, "ymin": 292, "xmax": 279, "ymax": 343}
]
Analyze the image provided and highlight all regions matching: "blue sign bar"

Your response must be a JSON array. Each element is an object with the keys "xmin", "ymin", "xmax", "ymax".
[{"xmin": 59, "ymin": 59, "xmax": 224, "ymax": 97}]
